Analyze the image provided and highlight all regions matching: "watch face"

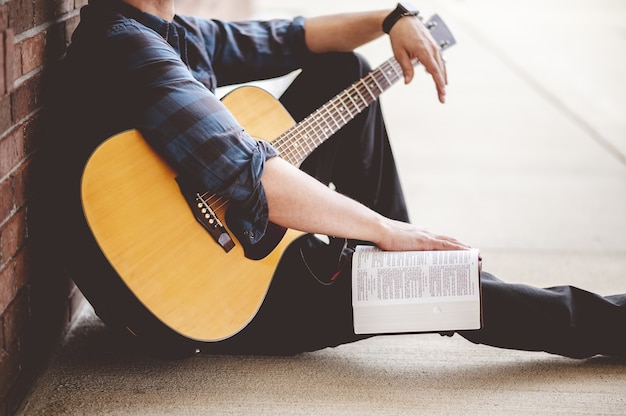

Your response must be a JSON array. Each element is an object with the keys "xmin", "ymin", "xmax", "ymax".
[{"xmin": 398, "ymin": 2, "xmax": 418, "ymax": 14}]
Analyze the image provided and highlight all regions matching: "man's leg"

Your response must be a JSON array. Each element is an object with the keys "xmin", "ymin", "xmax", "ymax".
[
  {"xmin": 459, "ymin": 272, "xmax": 626, "ymax": 358},
  {"xmin": 280, "ymin": 52, "xmax": 410, "ymax": 222}
]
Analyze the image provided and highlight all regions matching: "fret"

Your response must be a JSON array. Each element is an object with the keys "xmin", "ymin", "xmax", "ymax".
[
  {"xmin": 368, "ymin": 73, "xmax": 383, "ymax": 97},
  {"xmin": 372, "ymin": 67, "xmax": 391, "ymax": 91},
  {"xmin": 359, "ymin": 79, "xmax": 376, "ymax": 103},
  {"xmin": 301, "ymin": 119, "xmax": 317, "ymax": 153},
  {"xmin": 335, "ymin": 95, "xmax": 353, "ymax": 120},
  {"xmin": 342, "ymin": 88, "xmax": 359, "ymax": 116},
  {"xmin": 330, "ymin": 99, "xmax": 348, "ymax": 125},
  {"xmin": 324, "ymin": 103, "xmax": 343, "ymax": 132},
  {"xmin": 318, "ymin": 107, "xmax": 335, "ymax": 138},
  {"xmin": 336, "ymin": 90, "xmax": 356, "ymax": 118},
  {"xmin": 310, "ymin": 110, "xmax": 325, "ymax": 144},
  {"xmin": 380, "ymin": 62, "xmax": 399, "ymax": 85},
  {"xmin": 353, "ymin": 84, "xmax": 368, "ymax": 109},
  {"xmin": 389, "ymin": 60, "xmax": 403, "ymax": 81}
]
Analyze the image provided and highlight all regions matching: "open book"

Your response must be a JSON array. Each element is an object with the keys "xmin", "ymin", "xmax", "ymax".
[{"xmin": 352, "ymin": 246, "xmax": 482, "ymax": 334}]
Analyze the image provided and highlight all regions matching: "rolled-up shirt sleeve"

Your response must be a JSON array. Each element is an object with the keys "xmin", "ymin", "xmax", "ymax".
[{"xmin": 106, "ymin": 21, "xmax": 286, "ymax": 243}]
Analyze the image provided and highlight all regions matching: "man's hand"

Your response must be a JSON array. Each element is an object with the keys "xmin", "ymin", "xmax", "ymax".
[
  {"xmin": 388, "ymin": 15, "xmax": 448, "ymax": 103},
  {"xmin": 374, "ymin": 218, "xmax": 471, "ymax": 252}
]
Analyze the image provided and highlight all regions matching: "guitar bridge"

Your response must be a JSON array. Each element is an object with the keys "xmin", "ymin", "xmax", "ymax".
[{"xmin": 176, "ymin": 177, "xmax": 235, "ymax": 253}]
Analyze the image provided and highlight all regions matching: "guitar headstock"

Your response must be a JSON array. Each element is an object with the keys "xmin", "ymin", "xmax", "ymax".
[{"xmin": 424, "ymin": 14, "xmax": 457, "ymax": 52}]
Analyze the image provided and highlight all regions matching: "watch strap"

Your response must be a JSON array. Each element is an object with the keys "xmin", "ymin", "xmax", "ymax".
[{"xmin": 382, "ymin": 2, "xmax": 420, "ymax": 34}]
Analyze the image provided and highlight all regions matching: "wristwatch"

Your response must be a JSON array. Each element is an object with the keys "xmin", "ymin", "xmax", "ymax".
[{"xmin": 382, "ymin": 2, "xmax": 420, "ymax": 34}]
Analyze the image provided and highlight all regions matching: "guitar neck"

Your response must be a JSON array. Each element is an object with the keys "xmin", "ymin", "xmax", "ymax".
[
  {"xmin": 271, "ymin": 14, "xmax": 456, "ymax": 167},
  {"xmin": 272, "ymin": 56, "xmax": 405, "ymax": 167}
]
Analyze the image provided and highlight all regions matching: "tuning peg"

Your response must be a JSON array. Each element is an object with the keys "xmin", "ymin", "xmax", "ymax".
[{"xmin": 426, "ymin": 21, "xmax": 438, "ymax": 30}]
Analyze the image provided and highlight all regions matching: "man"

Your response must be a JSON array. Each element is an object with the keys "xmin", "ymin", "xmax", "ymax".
[{"xmin": 51, "ymin": 0, "xmax": 625, "ymax": 359}]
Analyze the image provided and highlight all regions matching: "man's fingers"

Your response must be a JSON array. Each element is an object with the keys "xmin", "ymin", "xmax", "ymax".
[
  {"xmin": 423, "ymin": 50, "xmax": 447, "ymax": 103},
  {"xmin": 396, "ymin": 53, "xmax": 415, "ymax": 84}
]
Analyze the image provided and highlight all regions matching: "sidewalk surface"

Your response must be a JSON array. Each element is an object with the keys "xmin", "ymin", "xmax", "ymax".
[{"xmin": 18, "ymin": 1, "xmax": 626, "ymax": 415}]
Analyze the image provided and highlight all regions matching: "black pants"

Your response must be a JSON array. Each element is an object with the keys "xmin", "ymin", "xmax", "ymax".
[{"xmin": 202, "ymin": 52, "xmax": 626, "ymax": 359}]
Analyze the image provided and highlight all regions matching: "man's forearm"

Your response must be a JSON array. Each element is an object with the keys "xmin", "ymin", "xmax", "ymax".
[
  {"xmin": 261, "ymin": 157, "xmax": 387, "ymax": 244},
  {"xmin": 303, "ymin": 10, "xmax": 390, "ymax": 53},
  {"xmin": 261, "ymin": 157, "xmax": 470, "ymax": 252}
]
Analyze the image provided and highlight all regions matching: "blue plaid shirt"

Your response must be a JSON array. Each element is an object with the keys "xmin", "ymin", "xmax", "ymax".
[{"xmin": 66, "ymin": 0, "xmax": 310, "ymax": 244}]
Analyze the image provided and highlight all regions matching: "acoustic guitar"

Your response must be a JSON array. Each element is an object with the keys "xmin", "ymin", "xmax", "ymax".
[{"xmin": 80, "ymin": 14, "xmax": 456, "ymax": 342}]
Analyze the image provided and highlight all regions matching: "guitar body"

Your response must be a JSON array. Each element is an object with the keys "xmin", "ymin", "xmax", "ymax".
[{"xmin": 81, "ymin": 87, "xmax": 302, "ymax": 342}]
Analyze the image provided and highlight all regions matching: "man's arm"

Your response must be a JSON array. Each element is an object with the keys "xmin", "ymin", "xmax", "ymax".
[
  {"xmin": 262, "ymin": 157, "xmax": 469, "ymax": 252},
  {"xmin": 304, "ymin": 9, "xmax": 447, "ymax": 103},
  {"xmin": 259, "ymin": 8, "xmax": 460, "ymax": 252}
]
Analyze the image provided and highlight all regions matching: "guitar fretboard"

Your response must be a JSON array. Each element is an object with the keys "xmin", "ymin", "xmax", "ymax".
[{"xmin": 272, "ymin": 57, "xmax": 406, "ymax": 167}]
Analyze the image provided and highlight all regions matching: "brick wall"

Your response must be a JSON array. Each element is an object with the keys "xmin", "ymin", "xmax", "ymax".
[
  {"xmin": 0, "ymin": 1, "xmax": 87, "ymax": 414},
  {"xmin": 0, "ymin": 1, "xmax": 251, "ymax": 414}
]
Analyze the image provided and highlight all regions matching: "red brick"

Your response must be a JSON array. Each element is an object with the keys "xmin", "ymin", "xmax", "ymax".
[
  {"xmin": 12, "ymin": 160, "xmax": 28, "ymax": 210},
  {"xmin": 7, "ymin": 0, "xmax": 34, "ymax": 35},
  {"xmin": 0, "ymin": 128, "xmax": 22, "ymax": 179},
  {"xmin": 0, "ymin": 32, "xmax": 5, "ymax": 97},
  {"xmin": 0, "ymin": 178, "xmax": 12, "ymax": 224},
  {"xmin": 34, "ymin": 0, "xmax": 74, "ymax": 26},
  {"xmin": 20, "ymin": 33, "xmax": 45, "ymax": 75},
  {"xmin": 4, "ymin": 29, "xmax": 14, "ymax": 95},
  {"xmin": 0, "ymin": 208, "xmax": 27, "ymax": 264},
  {"xmin": 11, "ymin": 73, "xmax": 42, "ymax": 123},
  {"xmin": 0, "ymin": 95, "xmax": 10, "ymax": 133},
  {"xmin": 6, "ymin": 30, "xmax": 17, "ymax": 90},
  {"xmin": 0, "ymin": 5, "xmax": 8, "ymax": 31},
  {"xmin": 0, "ymin": 263, "xmax": 15, "ymax": 314}
]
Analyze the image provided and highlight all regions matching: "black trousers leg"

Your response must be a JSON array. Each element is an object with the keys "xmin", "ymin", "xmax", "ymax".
[
  {"xmin": 280, "ymin": 52, "xmax": 409, "ymax": 222},
  {"xmin": 460, "ymin": 272, "xmax": 626, "ymax": 358}
]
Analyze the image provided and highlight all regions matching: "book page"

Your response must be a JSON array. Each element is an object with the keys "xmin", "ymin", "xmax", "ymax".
[{"xmin": 352, "ymin": 247, "xmax": 481, "ymax": 334}]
